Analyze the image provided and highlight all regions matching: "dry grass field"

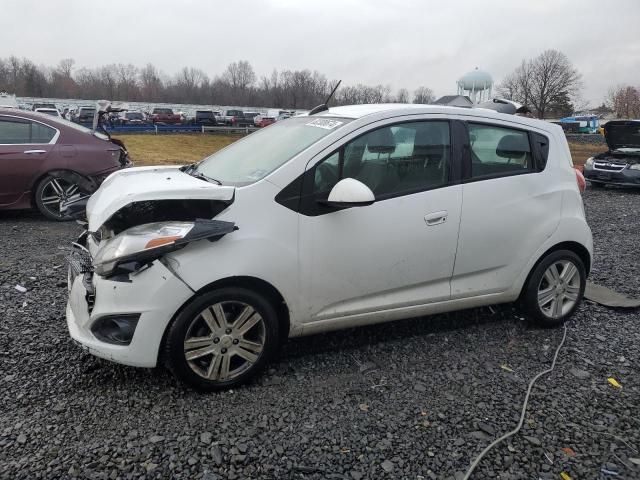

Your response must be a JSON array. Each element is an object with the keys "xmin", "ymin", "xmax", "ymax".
[
  {"xmin": 117, "ymin": 133, "xmax": 603, "ymax": 167},
  {"xmin": 115, "ymin": 134, "xmax": 242, "ymax": 166}
]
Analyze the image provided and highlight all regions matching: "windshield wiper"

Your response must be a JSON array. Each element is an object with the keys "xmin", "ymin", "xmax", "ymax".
[{"xmin": 187, "ymin": 168, "xmax": 222, "ymax": 185}]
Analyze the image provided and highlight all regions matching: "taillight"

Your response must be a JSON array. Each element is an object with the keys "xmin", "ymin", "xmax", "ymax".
[{"xmin": 574, "ymin": 168, "xmax": 586, "ymax": 193}]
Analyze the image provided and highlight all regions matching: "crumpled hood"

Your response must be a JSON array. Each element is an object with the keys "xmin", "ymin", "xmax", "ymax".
[{"xmin": 86, "ymin": 165, "xmax": 235, "ymax": 231}]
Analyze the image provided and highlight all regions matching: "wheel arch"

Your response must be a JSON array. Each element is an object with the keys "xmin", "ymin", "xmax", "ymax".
[
  {"xmin": 519, "ymin": 241, "xmax": 591, "ymax": 299},
  {"xmin": 158, "ymin": 275, "xmax": 291, "ymax": 366},
  {"xmin": 31, "ymin": 169, "xmax": 95, "ymax": 205}
]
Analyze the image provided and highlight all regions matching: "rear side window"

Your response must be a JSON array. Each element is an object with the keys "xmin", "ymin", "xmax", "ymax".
[
  {"xmin": 0, "ymin": 118, "xmax": 56, "ymax": 144},
  {"xmin": 31, "ymin": 123, "xmax": 56, "ymax": 143},
  {"xmin": 0, "ymin": 118, "xmax": 31, "ymax": 144},
  {"xmin": 531, "ymin": 132, "xmax": 550, "ymax": 170},
  {"xmin": 468, "ymin": 123, "xmax": 532, "ymax": 179}
]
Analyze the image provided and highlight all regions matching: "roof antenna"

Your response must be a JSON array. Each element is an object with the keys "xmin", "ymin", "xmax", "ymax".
[{"xmin": 309, "ymin": 80, "xmax": 341, "ymax": 115}]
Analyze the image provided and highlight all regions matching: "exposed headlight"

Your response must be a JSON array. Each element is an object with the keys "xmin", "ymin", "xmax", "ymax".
[
  {"xmin": 92, "ymin": 219, "xmax": 237, "ymax": 278},
  {"xmin": 93, "ymin": 222, "xmax": 194, "ymax": 277},
  {"xmin": 584, "ymin": 157, "xmax": 594, "ymax": 169},
  {"xmin": 629, "ymin": 163, "xmax": 640, "ymax": 170}
]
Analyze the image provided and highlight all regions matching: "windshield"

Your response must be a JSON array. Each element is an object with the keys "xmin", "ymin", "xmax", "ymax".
[
  {"xmin": 154, "ymin": 108, "xmax": 172, "ymax": 114},
  {"xmin": 197, "ymin": 111, "xmax": 214, "ymax": 118},
  {"xmin": 195, "ymin": 116, "xmax": 351, "ymax": 186},
  {"xmin": 126, "ymin": 112, "xmax": 144, "ymax": 119}
]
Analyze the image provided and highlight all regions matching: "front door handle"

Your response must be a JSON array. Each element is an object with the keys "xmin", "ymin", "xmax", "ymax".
[
  {"xmin": 23, "ymin": 149, "xmax": 47, "ymax": 154},
  {"xmin": 424, "ymin": 211, "xmax": 448, "ymax": 226}
]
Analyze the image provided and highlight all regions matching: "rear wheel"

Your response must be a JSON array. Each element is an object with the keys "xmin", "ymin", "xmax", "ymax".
[
  {"xmin": 521, "ymin": 250, "xmax": 586, "ymax": 327},
  {"xmin": 165, "ymin": 287, "xmax": 280, "ymax": 391},
  {"xmin": 35, "ymin": 175, "xmax": 79, "ymax": 221}
]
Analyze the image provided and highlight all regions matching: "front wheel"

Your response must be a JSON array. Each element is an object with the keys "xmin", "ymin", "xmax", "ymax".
[
  {"xmin": 35, "ymin": 175, "xmax": 79, "ymax": 221},
  {"xmin": 164, "ymin": 287, "xmax": 280, "ymax": 391},
  {"xmin": 521, "ymin": 250, "xmax": 586, "ymax": 327}
]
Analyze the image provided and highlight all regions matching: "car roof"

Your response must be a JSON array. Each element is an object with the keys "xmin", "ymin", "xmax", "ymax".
[{"xmin": 319, "ymin": 103, "xmax": 556, "ymax": 132}]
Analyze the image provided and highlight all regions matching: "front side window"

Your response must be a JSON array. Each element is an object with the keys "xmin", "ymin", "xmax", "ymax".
[
  {"xmin": 468, "ymin": 123, "xmax": 532, "ymax": 179},
  {"xmin": 313, "ymin": 121, "xmax": 451, "ymax": 198},
  {"xmin": 0, "ymin": 118, "xmax": 56, "ymax": 144}
]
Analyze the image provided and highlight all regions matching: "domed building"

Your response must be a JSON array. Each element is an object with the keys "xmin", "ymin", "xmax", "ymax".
[{"xmin": 456, "ymin": 68, "xmax": 493, "ymax": 104}]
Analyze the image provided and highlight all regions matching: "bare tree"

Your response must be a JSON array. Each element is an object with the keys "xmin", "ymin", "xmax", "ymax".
[
  {"xmin": 140, "ymin": 63, "xmax": 164, "ymax": 102},
  {"xmin": 395, "ymin": 88, "xmax": 409, "ymax": 103},
  {"xmin": 607, "ymin": 85, "xmax": 640, "ymax": 118},
  {"xmin": 223, "ymin": 60, "xmax": 256, "ymax": 92},
  {"xmin": 413, "ymin": 86, "xmax": 435, "ymax": 104},
  {"xmin": 498, "ymin": 50, "xmax": 581, "ymax": 118},
  {"xmin": 57, "ymin": 58, "xmax": 75, "ymax": 78}
]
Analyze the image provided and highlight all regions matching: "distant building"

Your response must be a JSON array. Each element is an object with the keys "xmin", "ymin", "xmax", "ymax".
[
  {"xmin": 457, "ymin": 68, "xmax": 493, "ymax": 104},
  {"xmin": 433, "ymin": 95, "xmax": 473, "ymax": 107}
]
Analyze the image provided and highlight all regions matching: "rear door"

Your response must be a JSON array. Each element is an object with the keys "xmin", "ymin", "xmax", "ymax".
[
  {"xmin": 0, "ymin": 116, "xmax": 58, "ymax": 207},
  {"xmin": 451, "ymin": 119, "xmax": 561, "ymax": 298}
]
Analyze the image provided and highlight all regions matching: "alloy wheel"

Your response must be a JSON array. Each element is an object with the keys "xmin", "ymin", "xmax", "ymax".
[
  {"xmin": 183, "ymin": 301, "xmax": 266, "ymax": 381},
  {"xmin": 40, "ymin": 178, "xmax": 79, "ymax": 218},
  {"xmin": 537, "ymin": 260, "xmax": 581, "ymax": 319}
]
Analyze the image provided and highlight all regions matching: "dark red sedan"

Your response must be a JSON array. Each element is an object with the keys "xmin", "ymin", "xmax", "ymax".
[{"xmin": 0, "ymin": 108, "xmax": 131, "ymax": 220}]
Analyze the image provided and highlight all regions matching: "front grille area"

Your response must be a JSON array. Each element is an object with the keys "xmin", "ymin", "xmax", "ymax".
[
  {"xmin": 68, "ymin": 244, "xmax": 96, "ymax": 313},
  {"xmin": 593, "ymin": 161, "xmax": 627, "ymax": 172},
  {"xmin": 67, "ymin": 247, "xmax": 92, "ymax": 277}
]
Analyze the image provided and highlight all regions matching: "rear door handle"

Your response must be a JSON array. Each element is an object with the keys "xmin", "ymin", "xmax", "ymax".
[
  {"xmin": 23, "ymin": 149, "xmax": 47, "ymax": 154},
  {"xmin": 424, "ymin": 211, "xmax": 448, "ymax": 226}
]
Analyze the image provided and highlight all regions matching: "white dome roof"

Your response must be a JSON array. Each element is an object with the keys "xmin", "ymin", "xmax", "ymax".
[{"xmin": 458, "ymin": 68, "xmax": 493, "ymax": 90}]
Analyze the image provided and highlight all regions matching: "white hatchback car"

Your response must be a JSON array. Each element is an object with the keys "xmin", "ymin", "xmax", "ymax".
[{"xmin": 66, "ymin": 104, "xmax": 593, "ymax": 390}]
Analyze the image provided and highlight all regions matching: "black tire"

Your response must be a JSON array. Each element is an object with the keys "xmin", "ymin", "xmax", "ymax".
[
  {"xmin": 34, "ymin": 175, "xmax": 78, "ymax": 221},
  {"xmin": 164, "ymin": 287, "xmax": 280, "ymax": 391},
  {"xmin": 521, "ymin": 249, "xmax": 586, "ymax": 327}
]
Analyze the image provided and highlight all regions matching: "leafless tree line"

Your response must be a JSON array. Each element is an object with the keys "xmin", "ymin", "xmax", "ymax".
[
  {"xmin": 606, "ymin": 85, "xmax": 640, "ymax": 118},
  {"xmin": 0, "ymin": 56, "xmax": 434, "ymax": 109}
]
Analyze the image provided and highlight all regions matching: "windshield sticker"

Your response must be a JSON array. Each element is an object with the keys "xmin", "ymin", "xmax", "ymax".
[{"xmin": 305, "ymin": 119, "xmax": 343, "ymax": 130}]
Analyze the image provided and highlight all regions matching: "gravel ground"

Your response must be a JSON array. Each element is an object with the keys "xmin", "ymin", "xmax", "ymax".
[{"xmin": 1, "ymin": 188, "xmax": 639, "ymax": 480}]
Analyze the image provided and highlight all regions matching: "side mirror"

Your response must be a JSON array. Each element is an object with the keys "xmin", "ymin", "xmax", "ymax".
[{"xmin": 321, "ymin": 178, "xmax": 375, "ymax": 208}]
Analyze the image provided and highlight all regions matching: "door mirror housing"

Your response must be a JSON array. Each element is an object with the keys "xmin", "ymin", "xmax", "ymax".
[{"xmin": 322, "ymin": 178, "xmax": 375, "ymax": 208}]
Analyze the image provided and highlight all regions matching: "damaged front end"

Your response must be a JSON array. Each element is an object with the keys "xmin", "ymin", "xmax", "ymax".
[{"xmin": 91, "ymin": 218, "xmax": 236, "ymax": 279}]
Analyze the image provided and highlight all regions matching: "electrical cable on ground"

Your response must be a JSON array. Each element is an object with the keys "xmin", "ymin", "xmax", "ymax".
[{"xmin": 462, "ymin": 324, "xmax": 568, "ymax": 480}]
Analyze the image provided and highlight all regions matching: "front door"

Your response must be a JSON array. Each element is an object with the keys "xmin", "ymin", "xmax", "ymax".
[{"xmin": 298, "ymin": 119, "xmax": 462, "ymax": 324}]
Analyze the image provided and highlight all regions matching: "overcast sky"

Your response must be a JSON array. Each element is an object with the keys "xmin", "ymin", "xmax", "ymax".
[{"xmin": 4, "ymin": 0, "xmax": 639, "ymax": 104}]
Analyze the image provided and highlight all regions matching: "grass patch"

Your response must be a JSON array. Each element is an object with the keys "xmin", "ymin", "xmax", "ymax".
[
  {"xmin": 117, "ymin": 133, "xmax": 604, "ymax": 167},
  {"xmin": 568, "ymin": 142, "xmax": 605, "ymax": 166},
  {"xmin": 115, "ymin": 133, "xmax": 243, "ymax": 166}
]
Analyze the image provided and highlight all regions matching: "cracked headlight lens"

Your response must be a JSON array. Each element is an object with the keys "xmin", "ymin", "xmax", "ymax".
[{"xmin": 93, "ymin": 222, "xmax": 194, "ymax": 277}]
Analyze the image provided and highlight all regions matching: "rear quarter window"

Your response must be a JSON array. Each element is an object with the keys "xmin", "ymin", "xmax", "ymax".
[{"xmin": 468, "ymin": 123, "xmax": 533, "ymax": 180}]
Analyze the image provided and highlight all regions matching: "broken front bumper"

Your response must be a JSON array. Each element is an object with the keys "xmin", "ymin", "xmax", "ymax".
[{"xmin": 66, "ymin": 244, "xmax": 194, "ymax": 368}]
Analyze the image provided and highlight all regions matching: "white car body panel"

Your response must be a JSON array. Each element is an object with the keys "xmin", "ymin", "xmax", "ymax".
[
  {"xmin": 66, "ymin": 104, "xmax": 593, "ymax": 368},
  {"xmin": 299, "ymin": 185, "xmax": 462, "ymax": 321}
]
